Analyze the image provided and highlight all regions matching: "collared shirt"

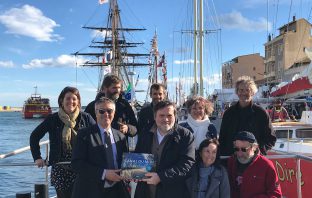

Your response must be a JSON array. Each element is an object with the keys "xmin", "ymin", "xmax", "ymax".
[
  {"xmin": 98, "ymin": 124, "xmax": 118, "ymax": 184},
  {"xmin": 157, "ymin": 128, "xmax": 167, "ymax": 144}
]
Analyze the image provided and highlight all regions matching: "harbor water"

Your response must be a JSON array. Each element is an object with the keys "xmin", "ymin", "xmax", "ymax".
[{"xmin": 0, "ymin": 112, "xmax": 56, "ymax": 198}]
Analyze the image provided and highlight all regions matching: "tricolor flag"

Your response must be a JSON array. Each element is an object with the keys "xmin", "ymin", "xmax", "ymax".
[{"xmin": 99, "ymin": 0, "xmax": 109, "ymax": 4}]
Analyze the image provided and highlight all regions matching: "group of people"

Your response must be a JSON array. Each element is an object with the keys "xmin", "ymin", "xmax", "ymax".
[{"xmin": 30, "ymin": 75, "xmax": 282, "ymax": 198}]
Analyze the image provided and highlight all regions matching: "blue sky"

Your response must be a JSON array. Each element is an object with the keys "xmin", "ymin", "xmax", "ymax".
[{"xmin": 0, "ymin": 0, "xmax": 311, "ymax": 107}]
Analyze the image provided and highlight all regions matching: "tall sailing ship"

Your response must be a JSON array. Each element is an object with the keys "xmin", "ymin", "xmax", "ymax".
[{"xmin": 72, "ymin": 0, "xmax": 167, "ymax": 103}]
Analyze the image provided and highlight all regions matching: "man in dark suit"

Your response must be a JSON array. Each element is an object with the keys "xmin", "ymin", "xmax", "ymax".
[
  {"xmin": 134, "ymin": 100, "xmax": 195, "ymax": 198},
  {"xmin": 71, "ymin": 97, "xmax": 129, "ymax": 198}
]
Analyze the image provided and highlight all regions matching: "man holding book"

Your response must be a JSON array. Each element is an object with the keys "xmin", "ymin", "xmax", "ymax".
[
  {"xmin": 71, "ymin": 97, "xmax": 129, "ymax": 198},
  {"xmin": 134, "ymin": 100, "xmax": 195, "ymax": 198}
]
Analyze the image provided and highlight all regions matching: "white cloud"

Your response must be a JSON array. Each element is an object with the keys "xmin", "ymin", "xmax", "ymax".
[
  {"xmin": 22, "ymin": 54, "xmax": 86, "ymax": 69},
  {"xmin": 8, "ymin": 47, "xmax": 23, "ymax": 55},
  {"xmin": 0, "ymin": 60, "xmax": 14, "ymax": 68},
  {"xmin": 174, "ymin": 59, "xmax": 195, "ymax": 65},
  {"xmin": 0, "ymin": 4, "xmax": 62, "ymax": 42},
  {"xmin": 91, "ymin": 30, "xmax": 112, "ymax": 38},
  {"xmin": 219, "ymin": 11, "xmax": 272, "ymax": 32}
]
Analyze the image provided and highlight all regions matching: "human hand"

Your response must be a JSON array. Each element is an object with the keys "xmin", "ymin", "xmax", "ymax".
[
  {"xmin": 105, "ymin": 169, "xmax": 122, "ymax": 182},
  {"xmin": 119, "ymin": 122, "xmax": 129, "ymax": 134},
  {"xmin": 35, "ymin": 159, "xmax": 45, "ymax": 168},
  {"xmin": 142, "ymin": 172, "xmax": 160, "ymax": 185}
]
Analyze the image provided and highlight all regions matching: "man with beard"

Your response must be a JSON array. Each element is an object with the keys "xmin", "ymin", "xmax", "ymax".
[
  {"xmin": 219, "ymin": 76, "xmax": 276, "ymax": 156},
  {"xmin": 134, "ymin": 100, "xmax": 195, "ymax": 198},
  {"xmin": 137, "ymin": 83, "xmax": 166, "ymax": 134},
  {"xmin": 227, "ymin": 131, "xmax": 282, "ymax": 198},
  {"xmin": 85, "ymin": 75, "xmax": 137, "ymax": 136}
]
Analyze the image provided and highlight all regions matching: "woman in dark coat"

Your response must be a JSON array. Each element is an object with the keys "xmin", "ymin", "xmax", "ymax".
[
  {"xmin": 186, "ymin": 138, "xmax": 230, "ymax": 198},
  {"xmin": 30, "ymin": 86, "xmax": 95, "ymax": 198}
]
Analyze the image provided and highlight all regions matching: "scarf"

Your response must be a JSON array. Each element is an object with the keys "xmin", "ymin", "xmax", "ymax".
[
  {"xmin": 58, "ymin": 107, "xmax": 80, "ymax": 151},
  {"xmin": 187, "ymin": 115, "xmax": 210, "ymax": 149}
]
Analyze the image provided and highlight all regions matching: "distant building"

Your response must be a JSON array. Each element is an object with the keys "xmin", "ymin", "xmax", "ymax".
[
  {"xmin": 222, "ymin": 53, "xmax": 265, "ymax": 88},
  {"xmin": 264, "ymin": 17, "xmax": 312, "ymax": 85}
]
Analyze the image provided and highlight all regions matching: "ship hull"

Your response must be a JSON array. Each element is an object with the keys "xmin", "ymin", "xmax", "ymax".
[
  {"xmin": 270, "ymin": 76, "xmax": 312, "ymax": 97},
  {"xmin": 22, "ymin": 110, "xmax": 51, "ymax": 119}
]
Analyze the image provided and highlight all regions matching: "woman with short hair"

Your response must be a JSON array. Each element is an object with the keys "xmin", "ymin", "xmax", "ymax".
[{"xmin": 179, "ymin": 96, "xmax": 217, "ymax": 149}]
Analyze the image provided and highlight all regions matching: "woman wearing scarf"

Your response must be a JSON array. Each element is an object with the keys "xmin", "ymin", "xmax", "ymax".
[
  {"xmin": 186, "ymin": 139, "xmax": 230, "ymax": 198},
  {"xmin": 30, "ymin": 86, "xmax": 95, "ymax": 198},
  {"xmin": 179, "ymin": 96, "xmax": 217, "ymax": 149}
]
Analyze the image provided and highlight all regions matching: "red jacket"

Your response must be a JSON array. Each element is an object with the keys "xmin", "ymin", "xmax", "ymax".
[{"xmin": 227, "ymin": 154, "xmax": 282, "ymax": 198}]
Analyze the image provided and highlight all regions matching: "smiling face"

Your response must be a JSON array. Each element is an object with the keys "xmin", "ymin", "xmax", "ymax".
[
  {"xmin": 95, "ymin": 101, "xmax": 115, "ymax": 129},
  {"xmin": 150, "ymin": 87, "xmax": 166, "ymax": 105},
  {"xmin": 200, "ymin": 143, "xmax": 217, "ymax": 167},
  {"xmin": 234, "ymin": 140, "xmax": 257, "ymax": 164},
  {"xmin": 104, "ymin": 82, "xmax": 122, "ymax": 100},
  {"xmin": 190, "ymin": 102, "xmax": 206, "ymax": 120},
  {"xmin": 155, "ymin": 105, "xmax": 175, "ymax": 134},
  {"xmin": 237, "ymin": 83, "xmax": 254, "ymax": 107},
  {"xmin": 62, "ymin": 92, "xmax": 79, "ymax": 114}
]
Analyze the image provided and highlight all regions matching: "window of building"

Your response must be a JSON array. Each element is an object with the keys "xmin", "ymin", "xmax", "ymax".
[
  {"xmin": 253, "ymin": 67, "xmax": 256, "ymax": 71},
  {"xmin": 278, "ymin": 45, "xmax": 283, "ymax": 55}
]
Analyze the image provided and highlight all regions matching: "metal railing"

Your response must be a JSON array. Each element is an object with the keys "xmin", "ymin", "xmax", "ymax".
[
  {"xmin": 1, "ymin": 142, "xmax": 312, "ymax": 198},
  {"xmin": 0, "ymin": 140, "xmax": 50, "ymax": 183}
]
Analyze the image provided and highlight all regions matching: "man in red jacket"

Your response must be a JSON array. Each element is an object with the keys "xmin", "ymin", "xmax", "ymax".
[{"xmin": 227, "ymin": 131, "xmax": 282, "ymax": 198}]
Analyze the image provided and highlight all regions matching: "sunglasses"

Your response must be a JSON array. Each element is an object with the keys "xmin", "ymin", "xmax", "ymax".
[
  {"xmin": 97, "ymin": 108, "xmax": 114, "ymax": 114},
  {"xmin": 233, "ymin": 147, "xmax": 251, "ymax": 152}
]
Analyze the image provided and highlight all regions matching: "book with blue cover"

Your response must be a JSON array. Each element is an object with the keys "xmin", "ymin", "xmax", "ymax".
[{"xmin": 121, "ymin": 153, "xmax": 155, "ymax": 180}]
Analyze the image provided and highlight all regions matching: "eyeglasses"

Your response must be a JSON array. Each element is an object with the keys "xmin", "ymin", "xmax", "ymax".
[
  {"xmin": 233, "ymin": 147, "xmax": 251, "ymax": 152},
  {"xmin": 97, "ymin": 108, "xmax": 114, "ymax": 114}
]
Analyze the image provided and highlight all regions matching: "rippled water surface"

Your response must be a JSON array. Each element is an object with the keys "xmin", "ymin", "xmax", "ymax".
[{"xmin": 0, "ymin": 112, "xmax": 55, "ymax": 198}]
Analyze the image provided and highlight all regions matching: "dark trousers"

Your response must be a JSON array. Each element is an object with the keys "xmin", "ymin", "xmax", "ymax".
[
  {"xmin": 101, "ymin": 182, "xmax": 130, "ymax": 198},
  {"xmin": 56, "ymin": 187, "xmax": 72, "ymax": 198}
]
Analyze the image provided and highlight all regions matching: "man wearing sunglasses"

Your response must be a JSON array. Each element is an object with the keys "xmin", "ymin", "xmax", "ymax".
[
  {"xmin": 227, "ymin": 131, "xmax": 282, "ymax": 198},
  {"xmin": 71, "ymin": 97, "xmax": 129, "ymax": 198}
]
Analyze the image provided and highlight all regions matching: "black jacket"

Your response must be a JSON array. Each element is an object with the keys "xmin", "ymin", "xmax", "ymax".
[
  {"xmin": 71, "ymin": 125, "xmax": 128, "ymax": 198},
  {"xmin": 29, "ymin": 112, "xmax": 95, "ymax": 165},
  {"xmin": 134, "ymin": 124, "xmax": 195, "ymax": 198},
  {"xmin": 219, "ymin": 101, "xmax": 276, "ymax": 156},
  {"xmin": 137, "ymin": 103, "xmax": 154, "ymax": 134},
  {"xmin": 85, "ymin": 96, "xmax": 138, "ymax": 134}
]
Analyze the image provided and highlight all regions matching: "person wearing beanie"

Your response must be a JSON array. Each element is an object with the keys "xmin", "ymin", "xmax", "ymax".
[{"xmin": 227, "ymin": 131, "xmax": 282, "ymax": 198}]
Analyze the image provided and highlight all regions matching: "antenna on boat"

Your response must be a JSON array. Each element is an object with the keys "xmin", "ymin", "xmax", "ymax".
[{"xmin": 33, "ymin": 86, "xmax": 38, "ymax": 97}]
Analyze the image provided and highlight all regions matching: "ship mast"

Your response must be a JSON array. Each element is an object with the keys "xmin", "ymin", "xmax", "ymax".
[{"xmin": 73, "ymin": 0, "xmax": 150, "ymax": 91}]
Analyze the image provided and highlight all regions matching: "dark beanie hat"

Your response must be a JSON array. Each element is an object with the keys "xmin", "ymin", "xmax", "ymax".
[{"xmin": 234, "ymin": 131, "xmax": 257, "ymax": 143}]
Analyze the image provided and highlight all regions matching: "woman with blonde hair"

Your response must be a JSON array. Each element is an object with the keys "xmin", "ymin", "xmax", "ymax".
[{"xmin": 179, "ymin": 96, "xmax": 217, "ymax": 149}]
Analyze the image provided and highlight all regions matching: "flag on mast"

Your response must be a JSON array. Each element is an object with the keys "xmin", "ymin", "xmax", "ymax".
[{"xmin": 99, "ymin": 0, "xmax": 109, "ymax": 4}]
